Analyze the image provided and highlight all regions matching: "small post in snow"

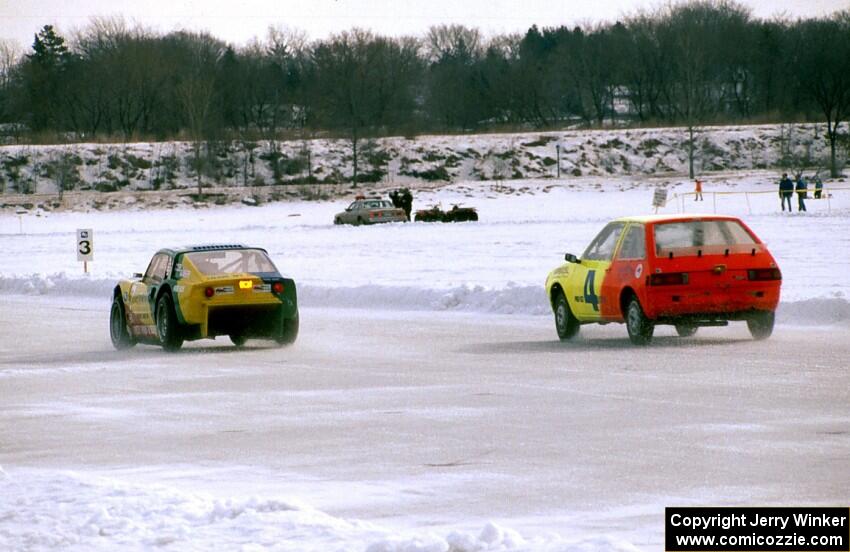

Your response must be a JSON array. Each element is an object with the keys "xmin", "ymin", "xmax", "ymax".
[
  {"xmin": 556, "ymin": 144, "xmax": 561, "ymax": 179},
  {"xmin": 76, "ymin": 228, "xmax": 93, "ymax": 274},
  {"xmin": 652, "ymin": 187, "xmax": 667, "ymax": 214},
  {"xmin": 16, "ymin": 207, "xmax": 26, "ymax": 234}
]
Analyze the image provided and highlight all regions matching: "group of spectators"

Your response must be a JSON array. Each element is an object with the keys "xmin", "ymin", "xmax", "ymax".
[
  {"xmin": 692, "ymin": 173, "xmax": 824, "ymax": 212},
  {"xmin": 778, "ymin": 173, "xmax": 824, "ymax": 212}
]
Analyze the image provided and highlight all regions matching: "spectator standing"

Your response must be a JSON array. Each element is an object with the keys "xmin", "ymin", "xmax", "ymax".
[
  {"xmin": 400, "ymin": 188, "xmax": 413, "ymax": 221},
  {"xmin": 694, "ymin": 178, "xmax": 703, "ymax": 201},
  {"xmin": 813, "ymin": 175, "xmax": 824, "ymax": 199},
  {"xmin": 778, "ymin": 173, "xmax": 794, "ymax": 212},
  {"xmin": 795, "ymin": 174, "xmax": 807, "ymax": 212},
  {"xmin": 389, "ymin": 189, "xmax": 402, "ymax": 209}
]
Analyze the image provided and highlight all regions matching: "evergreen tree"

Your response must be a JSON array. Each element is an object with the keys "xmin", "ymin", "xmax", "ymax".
[{"xmin": 23, "ymin": 25, "xmax": 73, "ymax": 130}]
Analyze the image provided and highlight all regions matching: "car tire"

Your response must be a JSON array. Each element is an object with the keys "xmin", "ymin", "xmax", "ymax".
[
  {"xmin": 230, "ymin": 334, "xmax": 247, "ymax": 347},
  {"xmin": 110, "ymin": 295, "xmax": 136, "ymax": 350},
  {"xmin": 334, "ymin": 217, "xmax": 341, "ymax": 225},
  {"xmin": 156, "ymin": 293, "xmax": 184, "ymax": 351},
  {"xmin": 626, "ymin": 297, "xmax": 654, "ymax": 345},
  {"xmin": 276, "ymin": 311, "xmax": 299, "ymax": 346},
  {"xmin": 675, "ymin": 324, "xmax": 698, "ymax": 337},
  {"xmin": 554, "ymin": 292, "xmax": 580, "ymax": 341},
  {"xmin": 747, "ymin": 311, "xmax": 775, "ymax": 340}
]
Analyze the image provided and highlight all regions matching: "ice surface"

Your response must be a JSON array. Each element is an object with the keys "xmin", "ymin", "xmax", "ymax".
[
  {"xmin": 1, "ymin": 298, "xmax": 849, "ymax": 550},
  {"xmin": 2, "ymin": 173, "xmax": 849, "ymax": 551}
]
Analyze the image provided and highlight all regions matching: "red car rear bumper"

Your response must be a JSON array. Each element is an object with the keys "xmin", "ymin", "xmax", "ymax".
[{"xmin": 643, "ymin": 282, "xmax": 780, "ymax": 320}]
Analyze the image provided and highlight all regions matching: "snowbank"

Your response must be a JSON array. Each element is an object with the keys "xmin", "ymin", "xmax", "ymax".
[
  {"xmin": 0, "ymin": 468, "xmax": 640, "ymax": 552},
  {"xmin": 1, "ymin": 273, "xmax": 848, "ymax": 326},
  {"xmin": 0, "ymin": 272, "xmax": 114, "ymax": 297},
  {"xmin": 302, "ymin": 285, "xmax": 850, "ymax": 326},
  {"xmin": 300, "ymin": 282, "xmax": 550, "ymax": 315}
]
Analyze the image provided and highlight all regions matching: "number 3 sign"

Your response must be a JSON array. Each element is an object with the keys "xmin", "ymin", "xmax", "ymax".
[{"xmin": 77, "ymin": 228, "xmax": 93, "ymax": 262}]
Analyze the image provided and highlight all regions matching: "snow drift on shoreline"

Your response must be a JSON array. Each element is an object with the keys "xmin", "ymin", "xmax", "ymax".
[
  {"xmin": 0, "ymin": 467, "xmax": 640, "ymax": 552},
  {"xmin": 1, "ymin": 273, "xmax": 848, "ymax": 326}
]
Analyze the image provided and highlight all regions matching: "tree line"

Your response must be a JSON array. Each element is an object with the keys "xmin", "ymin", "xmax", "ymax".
[{"xmin": 0, "ymin": 0, "xmax": 848, "ymax": 176}]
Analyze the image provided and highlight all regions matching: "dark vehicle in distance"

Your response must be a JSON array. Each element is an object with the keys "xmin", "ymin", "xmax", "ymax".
[{"xmin": 414, "ymin": 204, "xmax": 479, "ymax": 222}]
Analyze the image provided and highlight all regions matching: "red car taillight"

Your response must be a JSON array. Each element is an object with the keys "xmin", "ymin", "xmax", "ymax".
[
  {"xmin": 648, "ymin": 272, "xmax": 689, "ymax": 286},
  {"xmin": 748, "ymin": 268, "xmax": 782, "ymax": 281},
  {"xmin": 272, "ymin": 282, "xmax": 284, "ymax": 294},
  {"xmin": 204, "ymin": 286, "xmax": 215, "ymax": 298}
]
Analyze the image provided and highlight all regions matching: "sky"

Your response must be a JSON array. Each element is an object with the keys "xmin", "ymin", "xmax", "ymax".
[{"xmin": 0, "ymin": 0, "xmax": 847, "ymax": 49}]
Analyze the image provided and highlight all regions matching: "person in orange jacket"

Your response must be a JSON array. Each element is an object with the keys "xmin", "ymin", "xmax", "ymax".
[{"xmin": 694, "ymin": 178, "xmax": 704, "ymax": 201}]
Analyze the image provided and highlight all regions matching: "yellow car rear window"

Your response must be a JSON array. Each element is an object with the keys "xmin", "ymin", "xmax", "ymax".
[{"xmin": 185, "ymin": 250, "xmax": 277, "ymax": 275}]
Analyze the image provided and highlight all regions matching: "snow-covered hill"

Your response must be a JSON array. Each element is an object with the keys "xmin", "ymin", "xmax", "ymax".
[{"xmin": 0, "ymin": 123, "xmax": 841, "ymax": 210}]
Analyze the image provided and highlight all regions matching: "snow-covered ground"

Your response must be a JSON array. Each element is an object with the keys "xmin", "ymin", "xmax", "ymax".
[
  {"xmin": 2, "ymin": 173, "xmax": 849, "ymax": 319},
  {"xmin": 2, "ymin": 301, "xmax": 849, "ymax": 552},
  {"xmin": 1, "ymin": 173, "xmax": 849, "ymax": 551}
]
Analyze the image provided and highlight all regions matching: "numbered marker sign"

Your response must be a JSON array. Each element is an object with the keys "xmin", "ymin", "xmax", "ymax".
[
  {"xmin": 77, "ymin": 228, "xmax": 93, "ymax": 262},
  {"xmin": 652, "ymin": 187, "xmax": 668, "ymax": 208}
]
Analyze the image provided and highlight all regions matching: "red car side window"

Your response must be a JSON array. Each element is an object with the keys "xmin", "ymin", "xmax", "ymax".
[
  {"xmin": 583, "ymin": 222, "xmax": 625, "ymax": 261},
  {"xmin": 617, "ymin": 225, "xmax": 646, "ymax": 260}
]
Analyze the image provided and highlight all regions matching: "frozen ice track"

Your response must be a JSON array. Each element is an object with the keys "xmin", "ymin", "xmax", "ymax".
[{"xmin": 1, "ymin": 296, "xmax": 849, "ymax": 550}]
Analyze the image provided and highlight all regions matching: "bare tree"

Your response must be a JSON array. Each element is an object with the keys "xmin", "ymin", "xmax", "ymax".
[
  {"xmin": 174, "ymin": 33, "xmax": 223, "ymax": 194},
  {"xmin": 793, "ymin": 12, "xmax": 850, "ymax": 177},
  {"xmin": 658, "ymin": 1, "xmax": 752, "ymax": 177},
  {"xmin": 311, "ymin": 29, "xmax": 420, "ymax": 184},
  {"xmin": 0, "ymin": 38, "xmax": 23, "ymax": 122},
  {"xmin": 565, "ymin": 24, "xmax": 620, "ymax": 126},
  {"xmin": 263, "ymin": 25, "xmax": 311, "ymax": 142},
  {"xmin": 0, "ymin": 39, "xmax": 22, "ymax": 91},
  {"xmin": 424, "ymin": 24, "xmax": 482, "ymax": 62},
  {"xmin": 68, "ymin": 18, "xmax": 169, "ymax": 137},
  {"xmin": 511, "ymin": 26, "xmax": 563, "ymax": 127},
  {"xmin": 266, "ymin": 25, "xmax": 310, "ymax": 64},
  {"xmin": 620, "ymin": 12, "xmax": 667, "ymax": 122}
]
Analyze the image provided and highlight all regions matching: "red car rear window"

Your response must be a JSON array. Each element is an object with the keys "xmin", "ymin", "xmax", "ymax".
[{"xmin": 654, "ymin": 220, "xmax": 758, "ymax": 257}]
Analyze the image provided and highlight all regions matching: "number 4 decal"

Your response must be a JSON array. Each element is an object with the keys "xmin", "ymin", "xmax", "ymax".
[{"xmin": 583, "ymin": 270, "xmax": 600, "ymax": 312}]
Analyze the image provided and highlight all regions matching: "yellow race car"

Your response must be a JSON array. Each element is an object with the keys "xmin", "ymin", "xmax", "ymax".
[{"xmin": 110, "ymin": 245, "xmax": 299, "ymax": 351}]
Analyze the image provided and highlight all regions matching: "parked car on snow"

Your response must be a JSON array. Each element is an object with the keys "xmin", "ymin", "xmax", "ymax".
[
  {"xmin": 545, "ymin": 215, "xmax": 781, "ymax": 345},
  {"xmin": 110, "ymin": 245, "xmax": 299, "ymax": 351},
  {"xmin": 414, "ymin": 204, "xmax": 479, "ymax": 222},
  {"xmin": 334, "ymin": 197, "xmax": 407, "ymax": 225}
]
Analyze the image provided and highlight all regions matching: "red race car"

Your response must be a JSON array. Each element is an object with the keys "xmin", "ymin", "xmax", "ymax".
[{"xmin": 545, "ymin": 215, "xmax": 782, "ymax": 345}]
